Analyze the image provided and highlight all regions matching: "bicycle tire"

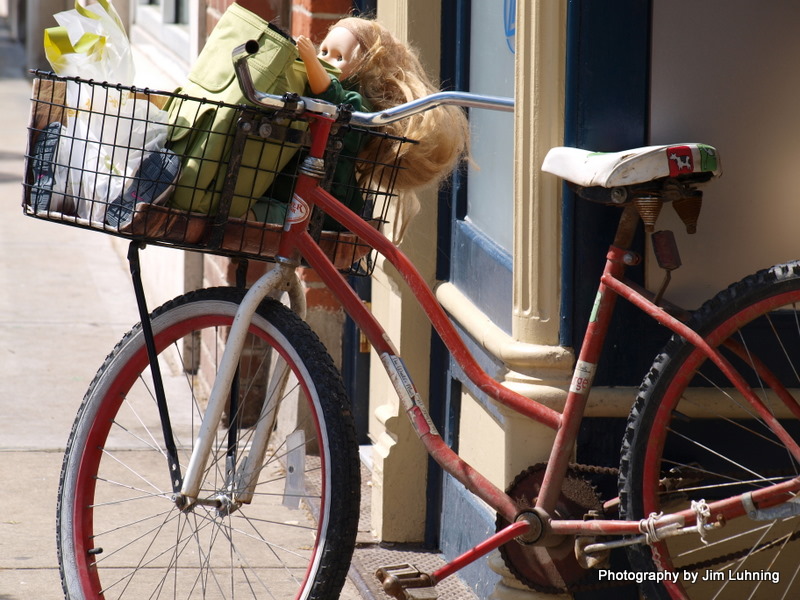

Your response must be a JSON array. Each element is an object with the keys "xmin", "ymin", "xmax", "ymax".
[
  {"xmin": 620, "ymin": 261, "xmax": 800, "ymax": 599},
  {"xmin": 57, "ymin": 287, "xmax": 360, "ymax": 600}
]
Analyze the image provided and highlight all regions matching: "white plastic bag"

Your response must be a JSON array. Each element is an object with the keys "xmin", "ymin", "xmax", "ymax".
[
  {"xmin": 44, "ymin": 0, "xmax": 135, "ymax": 85},
  {"xmin": 43, "ymin": 0, "xmax": 169, "ymax": 223},
  {"xmin": 53, "ymin": 84, "xmax": 169, "ymax": 221}
]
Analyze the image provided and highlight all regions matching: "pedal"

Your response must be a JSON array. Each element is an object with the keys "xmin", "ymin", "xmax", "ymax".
[{"xmin": 376, "ymin": 564, "xmax": 438, "ymax": 600}]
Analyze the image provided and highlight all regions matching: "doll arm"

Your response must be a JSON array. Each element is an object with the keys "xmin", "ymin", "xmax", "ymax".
[{"xmin": 297, "ymin": 36, "xmax": 333, "ymax": 95}]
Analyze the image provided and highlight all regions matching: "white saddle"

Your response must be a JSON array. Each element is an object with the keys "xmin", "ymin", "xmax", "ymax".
[{"xmin": 542, "ymin": 143, "xmax": 722, "ymax": 188}]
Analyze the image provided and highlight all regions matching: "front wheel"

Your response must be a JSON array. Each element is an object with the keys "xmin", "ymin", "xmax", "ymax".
[
  {"xmin": 620, "ymin": 261, "xmax": 800, "ymax": 599},
  {"xmin": 57, "ymin": 287, "xmax": 360, "ymax": 600}
]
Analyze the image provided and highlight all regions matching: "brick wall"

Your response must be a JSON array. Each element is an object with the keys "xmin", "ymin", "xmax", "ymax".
[
  {"xmin": 207, "ymin": 0, "xmax": 353, "ymax": 39},
  {"xmin": 291, "ymin": 0, "xmax": 353, "ymax": 41}
]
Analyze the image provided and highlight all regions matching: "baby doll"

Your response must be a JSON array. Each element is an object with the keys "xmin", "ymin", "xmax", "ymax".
[
  {"xmin": 296, "ymin": 17, "xmax": 470, "ymax": 240},
  {"xmin": 297, "ymin": 26, "xmax": 364, "ymax": 107}
]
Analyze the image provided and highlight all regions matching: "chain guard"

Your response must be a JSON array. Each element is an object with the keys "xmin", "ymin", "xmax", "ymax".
[{"xmin": 496, "ymin": 463, "xmax": 609, "ymax": 595}]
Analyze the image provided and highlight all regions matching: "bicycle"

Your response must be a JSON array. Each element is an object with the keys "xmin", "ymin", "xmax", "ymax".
[{"xmin": 22, "ymin": 40, "xmax": 800, "ymax": 600}]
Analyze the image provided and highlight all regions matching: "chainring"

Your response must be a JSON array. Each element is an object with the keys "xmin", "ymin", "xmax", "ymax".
[{"xmin": 496, "ymin": 463, "xmax": 606, "ymax": 594}]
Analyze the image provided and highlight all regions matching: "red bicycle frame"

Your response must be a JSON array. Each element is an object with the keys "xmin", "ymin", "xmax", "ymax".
[{"xmin": 272, "ymin": 115, "xmax": 800, "ymax": 581}]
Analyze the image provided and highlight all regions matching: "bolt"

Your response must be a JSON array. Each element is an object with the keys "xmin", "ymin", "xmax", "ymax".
[
  {"xmin": 611, "ymin": 187, "xmax": 628, "ymax": 204},
  {"xmin": 623, "ymin": 253, "xmax": 640, "ymax": 266}
]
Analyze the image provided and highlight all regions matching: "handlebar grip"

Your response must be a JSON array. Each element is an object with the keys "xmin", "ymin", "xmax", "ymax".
[{"xmin": 232, "ymin": 40, "xmax": 297, "ymax": 112}]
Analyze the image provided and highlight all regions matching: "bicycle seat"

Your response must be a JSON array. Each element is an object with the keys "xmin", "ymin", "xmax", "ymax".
[{"xmin": 542, "ymin": 143, "xmax": 721, "ymax": 188}]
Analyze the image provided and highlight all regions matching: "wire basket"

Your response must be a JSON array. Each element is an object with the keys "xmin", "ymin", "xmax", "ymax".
[{"xmin": 23, "ymin": 72, "xmax": 414, "ymax": 276}]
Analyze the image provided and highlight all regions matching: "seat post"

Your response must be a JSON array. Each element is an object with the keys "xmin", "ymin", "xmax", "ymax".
[{"xmin": 612, "ymin": 204, "xmax": 643, "ymax": 250}]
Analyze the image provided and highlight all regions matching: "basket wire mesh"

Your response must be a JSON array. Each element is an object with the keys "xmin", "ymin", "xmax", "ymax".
[{"xmin": 23, "ymin": 72, "xmax": 413, "ymax": 276}]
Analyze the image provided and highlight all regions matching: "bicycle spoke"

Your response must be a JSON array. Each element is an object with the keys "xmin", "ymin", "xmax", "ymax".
[
  {"xmin": 59, "ymin": 290, "xmax": 359, "ymax": 600},
  {"xmin": 666, "ymin": 427, "xmax": 771, "ymax": 483},
  {"xmin": 621, "ymin": 264, "xmax": 800, "ymax": 599}
]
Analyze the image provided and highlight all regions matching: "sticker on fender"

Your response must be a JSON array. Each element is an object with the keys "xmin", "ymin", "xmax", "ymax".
[{"xmin": 570, "ymin": 360, "xmax": 596, "ymax": 395}]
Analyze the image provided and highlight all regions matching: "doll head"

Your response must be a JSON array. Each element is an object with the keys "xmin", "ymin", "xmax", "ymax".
[
  {"xmin": 330, "ymin": 17, "xmax": 420, "ymax": 111},
  {"xmin": 317, "ymin": 26, "xmax": 360, "ymax": 80},
  {"xmin": 327, "ymin": 17, "xmax": 471, "ymax": 239}
]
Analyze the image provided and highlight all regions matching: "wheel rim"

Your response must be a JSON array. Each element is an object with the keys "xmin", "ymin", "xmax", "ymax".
[
  {"xmin": 640, "ymin": 291, "xmax": 800, "ymax": 599},
  {"xmin": 68, "ymin": 308, "xmax": 331, "ymax": 600}
]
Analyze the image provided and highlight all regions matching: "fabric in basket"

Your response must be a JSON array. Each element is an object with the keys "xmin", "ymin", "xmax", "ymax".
[{"xmin": 167, "ymin": 4, "xmax": 324, "ymax": 219}]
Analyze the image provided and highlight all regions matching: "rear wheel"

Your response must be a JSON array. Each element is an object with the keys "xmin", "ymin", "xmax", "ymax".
[
  {"xmin": 620, "ymin": 262, "xmax": 800, "ymax": 599},
  {"xmin": 57, "ymin": 287, "xmax": 360, "ymax": 600}
]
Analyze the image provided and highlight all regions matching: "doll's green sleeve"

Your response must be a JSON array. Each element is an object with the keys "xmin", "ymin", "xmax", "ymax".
[{"xmin": 316, "ymin": 76, "xmax": 366, "ymax": 111}]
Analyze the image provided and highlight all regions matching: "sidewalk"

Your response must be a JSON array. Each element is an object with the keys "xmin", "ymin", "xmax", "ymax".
[
  {"xmin": 0, "ymin": 13, "xmax": 145, "ymax": 598},
  {"xmin": 0, "ymin": 14, "xmax": 479, "ymax": 600}
]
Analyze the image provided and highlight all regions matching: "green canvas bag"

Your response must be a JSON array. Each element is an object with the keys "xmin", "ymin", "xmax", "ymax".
[{"xmin": 167, "ymin": 4, "xmax": 309, "ymax": 218}]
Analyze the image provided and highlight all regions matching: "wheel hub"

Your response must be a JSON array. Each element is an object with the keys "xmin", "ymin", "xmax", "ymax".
[{"xmin": 173, "ymin": 492, "xmax": 242, "ymax": 517}]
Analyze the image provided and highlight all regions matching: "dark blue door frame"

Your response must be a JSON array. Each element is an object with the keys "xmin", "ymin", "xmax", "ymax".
[{"xmin": 562, "ymin": 0, "xmax": 662, "ymax": 388}]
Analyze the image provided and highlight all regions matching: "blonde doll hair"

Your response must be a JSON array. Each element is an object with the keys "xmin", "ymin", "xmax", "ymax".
[{"xmin": 333, "ymin": 17, "xmax": 470, "ymax": 239}]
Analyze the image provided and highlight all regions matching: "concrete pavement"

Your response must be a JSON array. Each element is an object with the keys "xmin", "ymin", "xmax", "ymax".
[
  {"xmin": 0, "ymin": 12, "xmax": 144, "ymax": 599},
  {"xmin": 0, "ymin": 22, "xmax": 367, "ymax": 597}
]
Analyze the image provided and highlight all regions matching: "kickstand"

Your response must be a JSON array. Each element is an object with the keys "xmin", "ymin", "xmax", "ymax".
[{"xmin": 127, "ymin": 242, "xmax": 183, "ymax": 493}]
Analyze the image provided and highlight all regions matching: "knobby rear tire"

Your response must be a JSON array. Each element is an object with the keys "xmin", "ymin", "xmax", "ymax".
[
  {"xmin": 57, "ymin": 287, "xmax": 360, "ymax": 600},
  {"xmin": 620, "ymin": 261, "xmax": 800, "ymax": 599}
]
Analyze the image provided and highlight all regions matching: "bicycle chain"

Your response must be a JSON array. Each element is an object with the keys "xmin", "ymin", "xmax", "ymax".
[
  {"xmin": 568, "ymin": 462, "xmax": 619, "ymax": 478},
  {"xmin": 543, "ymin": 463, "xmax": 638, "ymax": 595},
  {"xmin": 500, "ymin": 462, "xmax": 635, "ymax": 595},
  {"xmin": 505, "ymin": 462, "xmax": 800, "ymax": 594}
]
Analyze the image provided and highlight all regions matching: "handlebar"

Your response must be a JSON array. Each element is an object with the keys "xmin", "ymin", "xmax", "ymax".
[
  {"xmin": 349, "ymin": 91, "xmax": 514, "ymax": 126},
  {"xmin": 232, "ymin": 41, "xmax": 514, "ymax": 126}
]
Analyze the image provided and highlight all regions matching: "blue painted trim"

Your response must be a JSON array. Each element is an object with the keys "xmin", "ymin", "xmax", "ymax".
[
  {"xmin": 437, "ymin": 0, "xmax": 470, "ymax": 281},
  {"xmin": 447, "ymin": 327, "xmax": 507, "ymax": 422},
  {"xmin": 451, "ymin": 219, "xmax": 513, "ymax": 334},
  {"xmin": 440, "ymin": 475, "xmax": 500, "ymax": 597},
  {"xmin": 341, "ymin": 277, "xmax": 371, "ymax": 444},
  {"xmin": 436, "ymin": 1, "xmax": 659, "ymax": 592},
  {"xmin": 352, "ymin": 0, "xmax": 376, "ymax": 15}
]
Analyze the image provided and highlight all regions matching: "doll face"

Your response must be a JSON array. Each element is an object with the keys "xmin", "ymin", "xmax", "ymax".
[{"xmin": 318, "ymin": 27, "xmax": 361, "ymax": 79}]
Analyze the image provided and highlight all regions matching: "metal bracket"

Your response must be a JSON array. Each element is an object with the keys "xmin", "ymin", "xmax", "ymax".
[
  {"xmin": 208, "ymin": 115, "xmax": 253, "ymax": 250},
  {"xmin": 127, "ymin": 242, "xmax": 183, "ymax": 493}
]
